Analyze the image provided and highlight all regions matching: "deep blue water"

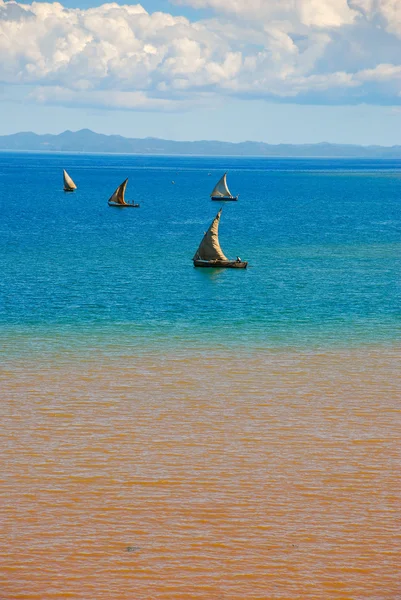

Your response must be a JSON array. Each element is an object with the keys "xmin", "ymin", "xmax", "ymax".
[{"xmin": 0, "ymin": 152, "xmax": 400, "ymax": 355}]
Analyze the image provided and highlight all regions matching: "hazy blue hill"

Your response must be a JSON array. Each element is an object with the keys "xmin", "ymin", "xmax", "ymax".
[{"xmin": 1, "ymin": 129, "xmax": 401, "ymax": 157}]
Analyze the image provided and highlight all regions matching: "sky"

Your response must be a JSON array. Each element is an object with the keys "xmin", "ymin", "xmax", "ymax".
[{"xmin": 1, "ymin": 0, "xmax": 401, "ymax": 144}]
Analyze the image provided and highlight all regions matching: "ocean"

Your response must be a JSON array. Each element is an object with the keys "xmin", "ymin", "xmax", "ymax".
[{"xmin": 0, "ymin": 152, "xmax": 400, "ymax": 599}]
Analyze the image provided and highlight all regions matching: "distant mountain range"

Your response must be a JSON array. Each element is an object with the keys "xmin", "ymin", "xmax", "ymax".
[{"xmin": 1, "ymin": 129, "xmax": 401, "ymax": 158}]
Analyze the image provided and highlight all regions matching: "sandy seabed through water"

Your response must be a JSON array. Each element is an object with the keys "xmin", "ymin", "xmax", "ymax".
[{"xmin": 1, "ymin": 346, "xmax": 400, "ymax": 599}]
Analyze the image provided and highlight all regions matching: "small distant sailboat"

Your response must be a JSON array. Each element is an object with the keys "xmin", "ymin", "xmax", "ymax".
[
  {"xmin": 63, "ymin": 169, "xmax": 77, "ymax": 192},
  {"xmin": 210, "ymin": 173, "xmax": 238, "ymax": 201},
  {"xmin": 193, "ymin": 209, "xmax": 247, "ymax": 269},
  {"xmin": 108, "ymin": 178, "xmax": 140, "ymax": 208}
]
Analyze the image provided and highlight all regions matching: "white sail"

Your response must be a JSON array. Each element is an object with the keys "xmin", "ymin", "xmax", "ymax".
[
  {"xmin": 210, "ymin": 173, "xmax": 232, "ymax": 198},
  {"xmin": 108, "ymin": 178, "xmax": 128, "ymax": 205},
  {"xmin": 63, "ymin": 169, "xmax": 77, "ymax": 191},
  {"xmin": 193, "ymin": 209, "xmax": 228, "ymax": 262}
]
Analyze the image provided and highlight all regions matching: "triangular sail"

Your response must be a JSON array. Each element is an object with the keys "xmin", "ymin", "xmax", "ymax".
[
  {"xmin": 210, "ymin": 173, "xmax": 232, "ymax": 198},
  {"xmin": 63, "ymin": 169, "xmax": 77, "ymax": 191},
  {"xmin": 193, "ymin": 209, "xmax": 228, "ymax": 261},
  {"xmin": 108, "ymin": 178, "xmax": 128, "ymax": 205}
]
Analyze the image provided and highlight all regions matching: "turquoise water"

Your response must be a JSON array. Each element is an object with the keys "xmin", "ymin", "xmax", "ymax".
[{"xmin": 0, "ymin": 152, "xmax": 400, "ymax": 355}]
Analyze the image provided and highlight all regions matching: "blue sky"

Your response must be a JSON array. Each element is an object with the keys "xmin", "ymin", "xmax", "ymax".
[{"xmin": 1, "ymin": 0, "xmax": 401, "ymax": 144}]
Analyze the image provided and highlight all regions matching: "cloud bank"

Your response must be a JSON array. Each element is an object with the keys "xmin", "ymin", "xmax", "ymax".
[{"xmin": 1, "ymin": 0, "xmax": 401, "ymax": 110}]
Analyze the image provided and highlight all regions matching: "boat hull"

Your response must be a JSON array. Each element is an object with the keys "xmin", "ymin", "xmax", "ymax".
[
  {"xmin": 64, "ymin": 188, "xmax": 75, "ymax": 192},
  {"xmin": 193, "ymin": 260, "xmax": 247, "ymax": 269},
  {"xmin": 108, "ymin": 202, "xmax": 140, "ymax": 208},
  {"xmin": 211, "ymin": 196, "xmax": 238, "ymax": 201}
]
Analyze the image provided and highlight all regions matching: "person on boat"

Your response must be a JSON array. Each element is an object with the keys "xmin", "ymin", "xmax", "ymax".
[{"xmin": 236, "ymin": 256, "xmax": 242, "ymax": 263}]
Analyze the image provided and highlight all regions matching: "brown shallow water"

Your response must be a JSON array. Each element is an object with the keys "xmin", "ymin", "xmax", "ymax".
[{"xmin": 1, "ymin": 347, "xmax": 400, "ymax": 599}]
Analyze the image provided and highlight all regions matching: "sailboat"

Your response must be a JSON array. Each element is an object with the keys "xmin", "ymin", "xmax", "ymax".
[
  {"xmin": 193, "ymin": 209, "xmax": 247, "ymax": 268},
  {"xmin": 63, "ymin": 169, "xmax": 77, "ymax": 192},
  {"xmin": 210, "ymin": 173, "xmax": 238, "ymax": 201},
  {"xmin": 108, "ymin": 178, "xmax": 140, "ymax": 208}
]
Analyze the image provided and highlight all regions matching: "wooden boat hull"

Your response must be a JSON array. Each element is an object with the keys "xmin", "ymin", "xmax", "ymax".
[
  {"xmin": 211, "ymin": 196, "xmax": 238, "ymax": 201},
  {"xmin": 108, "ymin": 202, "xmax": 140, "ymax": 208},
  {"xmin": 193, "ymin": 259, "xmax": 247, "ymax": 269},
  {"xmin": 64, "ymin": 188, "xmax": 75, "ymax": 192}
]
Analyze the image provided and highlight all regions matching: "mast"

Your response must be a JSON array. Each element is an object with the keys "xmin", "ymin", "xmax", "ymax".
[{"xmin": 193, "ymin": 209, "xmax": 228, "ymax": 262}]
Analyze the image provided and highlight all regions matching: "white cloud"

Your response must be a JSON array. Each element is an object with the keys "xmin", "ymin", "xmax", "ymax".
[
  {"xmin": 0, "ymin": 0, "xmax": 401, "ymax": 110},
  {"xmin": 350, "ymin": 0, "xmax": 401, "ymax": 36},
  {"xmin": 174, "ymin": 0, "xmax": 358, "ymax": 28},
  {"xmin": 359, "ymin": 63, "xmax": 401, "ymax": 82},
  {"xmin": 29, "ymin": 86, "xmax": 188, "ymax": 110}
]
